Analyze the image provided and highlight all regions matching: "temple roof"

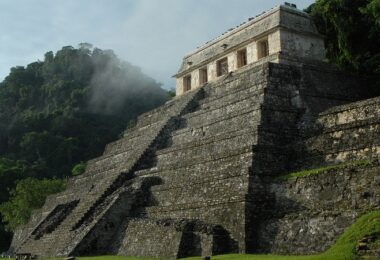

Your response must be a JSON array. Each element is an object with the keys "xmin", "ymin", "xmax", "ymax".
[{"xmin": 175, "ymin": 3, "xmax": 321, "ymax": 77}]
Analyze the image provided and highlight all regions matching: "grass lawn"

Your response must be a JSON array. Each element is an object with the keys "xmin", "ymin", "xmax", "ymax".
[
  {"xmin": 277, "ymin": 159, "xmax": 374, "ymax": 181},
  {"xmin": 78, "ymin": 257, "xmax": 160, "ymax": 260},
  {"xmin": 2, "ymin": 210, "xmax": 379, "ymax": 260}
]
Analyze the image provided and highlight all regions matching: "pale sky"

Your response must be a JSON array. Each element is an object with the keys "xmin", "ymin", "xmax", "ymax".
[{"xmin": 0, "ymin": 0, "xmax": 315, "ymax": 89}]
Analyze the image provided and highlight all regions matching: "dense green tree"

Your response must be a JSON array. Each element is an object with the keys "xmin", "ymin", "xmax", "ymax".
[
  {"xmin": 0, "ymin": 158, "xmax": 43, "ymax": 203},
  {"xmin": 0, "ymin": 178, "xmax": 66, "ymax": 231},
  {"xmin": 0, "ymin": 158, "xmax": 45, "ymax": 249},
  {"xmin": 0, "ymin": 45, "xmax": 168, "ymax": 178},
  {"xmin": 307, "ymin": 0, "xmax": 380, "ymax": 83}
]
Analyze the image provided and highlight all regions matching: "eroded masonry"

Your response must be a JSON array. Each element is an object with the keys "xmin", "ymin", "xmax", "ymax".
[{"xmin": 11, "ymin": 4, "xmax": 380, "ymax": 259}]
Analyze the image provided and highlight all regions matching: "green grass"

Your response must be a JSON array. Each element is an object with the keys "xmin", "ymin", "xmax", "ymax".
[
  {"xmin": 2, "ymin": 210, "xmax": 379, "ymax": 260},
  {"xmin": 278, "ymin": 159, "xmax": 374, "ymax": 181},
  {"xmin": 319, "ymin": 209, "xmax": 380, "ymax": 259},
  {"xmin": 78, "ymin": 257, "xmax": 161, "ymax": 260},
  {"xmin": 0, "ymin": 256, "xmax": 161, "ymax": 260}
]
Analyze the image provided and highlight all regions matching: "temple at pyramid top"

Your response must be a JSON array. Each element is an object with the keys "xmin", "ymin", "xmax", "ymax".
[{"xmin": 174, "ymin": 3, "xmax": 325, "ymax": 96}]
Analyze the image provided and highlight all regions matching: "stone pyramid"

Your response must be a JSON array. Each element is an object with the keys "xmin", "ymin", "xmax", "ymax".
[{"xmin": 10, "ymin": 3, "xmax": 380, "ymax": 259}]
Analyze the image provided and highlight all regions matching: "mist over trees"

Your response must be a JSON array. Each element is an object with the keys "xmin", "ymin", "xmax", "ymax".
[{"xmin": 0, "ymin": 44, "xmax": 169, "ymax": 250}]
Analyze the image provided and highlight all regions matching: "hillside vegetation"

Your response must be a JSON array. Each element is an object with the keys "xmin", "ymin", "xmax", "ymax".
[{"xmin": 0, "ymin": 44, "xmax": 169, "ymax": 250}]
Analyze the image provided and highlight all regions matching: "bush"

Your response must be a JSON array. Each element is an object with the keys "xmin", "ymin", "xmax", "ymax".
[
  {"xmin": 72, "ymin": 161, "xmax": 86, "ymax": 176},
  {"xmin": 0, "ymin": 178, "xmax": 66, "ymax": 231}
]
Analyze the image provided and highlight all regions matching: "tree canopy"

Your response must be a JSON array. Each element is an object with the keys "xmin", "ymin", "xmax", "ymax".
[
  {"xmin": 307, "ymin": 0, "xmax": 380, "ymax": 81},
  {"xmin": 0, "ymin": 45, "xmax": 168, "ymax": 178},
  {"xmin": 0, "ymin": 178, "xmax": 66, "ymax": 231}
]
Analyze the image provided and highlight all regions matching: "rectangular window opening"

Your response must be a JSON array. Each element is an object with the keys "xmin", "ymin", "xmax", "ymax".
[
  {"xmin": 199, "ymin": 68, "xmax": 208, "ymax": 85},
  {"xmin": 183, "ymin": 75, "xmax": 191, "ymax": 92},
  {"xmin": 257, "ymin": 39, "xmax": 269, "ymax": 59},
  {"xmin": 237, "ymin": 48, "xmax": 247, "ymax": 68},
  {"xmin": 217, "ymin": 58, "xmax": 228, "ymax": 77}
]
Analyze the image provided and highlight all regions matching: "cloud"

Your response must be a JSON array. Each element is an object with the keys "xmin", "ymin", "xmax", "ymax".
[{"xmin": 88, "ymin": 49, "xmax": 164, "ymax": 115}]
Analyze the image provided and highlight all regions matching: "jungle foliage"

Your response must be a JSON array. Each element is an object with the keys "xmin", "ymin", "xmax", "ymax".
[
  {"xmin": 0, "ymin": 44, "xmax": 168, "ymax": 250},
  {"xmin": 307, "ymin": 0, "xmax": 380, "ymax": 89}
]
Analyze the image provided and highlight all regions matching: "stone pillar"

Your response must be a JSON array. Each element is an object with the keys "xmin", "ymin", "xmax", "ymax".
[
  {"xmin": 247, "ymin": 41, "xmax": 258, "ymax": 64},
  {"xmin": 191, "ymin": 70, "xmax": 199, "ymax": 89},
  {"xmin": 268, "ymin": 30, "xmax": 281, "ymax": 55},
  {"xmin": 176, "ymin": 77, "xmax": 184, "ymax": 96},
  {"xmin": 208, "ymin": 61, "xmax": 217, "ymax": 81},
  {"xmin": 228, "ymin": 53, "xmax": 237, "ymax": 72}
]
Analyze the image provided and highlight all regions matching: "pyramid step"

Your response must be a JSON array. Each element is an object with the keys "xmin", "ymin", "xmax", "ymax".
[
  {"xmin": 86, "ymin": 152, "xmax": 131, "ymax": 174},
  {"xmin": 291, "ymin": 145, "xmax": 380, "ymax": 170},
  {"xmin": 103, "ymin": 138, "xmax": 134, "ymax": 156},
  {"xmin": 144, "ymin": 195, "xmax": 247, "ymax": 217},
  {"xmin": 149, "ymin": 173, "xmax": 249, "ymax": 207},
  {"xmin": 302, "ymin": 119, "xmax": 380, "ymax": 155},
  {"xmin": 203, "ymin": 65, "xmax": 267, "ymax": 98},
  {"xmin": 173, "ymin": 110, "xmax": 261, "ymax": 143},
  {"xmin": 130, "ymin": 99, "xmax": 186, "ymax": 130},
  {"xmin": 149, "ymin": 165, "xmax": 250, "ymax": 192},
  {"xmin": 167, "ymin": 127, "xmax": 258, "ymax": 153},
  {"xmin": 185, "ymin": 106, "xmax": 262, "ymax": 132},
  {"xmin": 139, "ymin": 162, "xmax": 250, "ymax": 192},
  {"xmin": 154, "ymin": 145, "xmax": 253, "ymax": 170},
  {"xmin": 85, "ymin": 155, "xmax": 140, "ymax": 178},
  {"xmin": 199, "ymin": 83, "xmax": 291, "ymax": 111},
  {"xmin": 103, "ymin": 130, "xmax": 158, "ymax": 156},
  {"xmin": 199, "ymin": 86, "xmax": 265, "ymax": 111},
  {"xmin": 318, "ymin": 96, "xmax": 380, "ymax": 128},
  {"xmin": 183, "ymin": 100, "xmax": 262, "ymax": 127},
  {"xmin": 171, "ymin": 123, "xmax": 297, "ymax": 149},
  {"xmin": 156, "ymin": 132, "xmax": 257, "ymax": 167},
  {"xmin": 322, "ymin": 117, "xmax": 380, "ymax": 133},
  {"xmin": 135, "ymin": 148, "xmax": 252, "ymax": 176},
  {"xmin": 123, "ymin": 119, "xmax": 167, "ymax": 138},
  {"xmin": 128, "ymin": 88, "xmax": 203, "ymax": 131}
]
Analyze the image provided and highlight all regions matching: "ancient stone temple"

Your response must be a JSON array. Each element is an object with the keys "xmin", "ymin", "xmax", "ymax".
[
  {"xmin": 174, "ymin": 3, "xmax": 325, "ymax": 95},
  {"xmin": 10, "ymin": 3, "xmax": 380, "ymax": 259}
]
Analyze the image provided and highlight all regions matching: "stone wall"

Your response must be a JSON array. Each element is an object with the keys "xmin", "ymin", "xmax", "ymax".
[
  {"xmin": 118, "ymin": 219, "xmax": 184, "ymax": 259},
  {"xmin": 118, "ymin": 219, "xmax": 234, "ymax": 259},
  {"xmin": 292, "ymin": 96, "xmax": 380, "ymax": 170},
  {"xmin": 252, "ymin": 88, "xmax": 380, "ymax": 255},
  {"xmin": 257, "ymin": 161, "xmax": 380, "ymax": 254}
]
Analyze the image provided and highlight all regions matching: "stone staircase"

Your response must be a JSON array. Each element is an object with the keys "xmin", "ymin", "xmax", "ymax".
[{"xmin": 14, "ymin": 87, "xmax": 203, "ymax": 257}]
